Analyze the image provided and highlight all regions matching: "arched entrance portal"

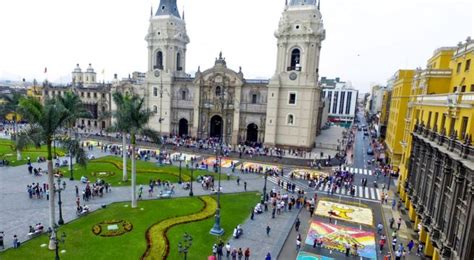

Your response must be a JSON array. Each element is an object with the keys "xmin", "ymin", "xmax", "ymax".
[
  {"xmin": 246, "ymin": 123, "xmax": 258, "ymax": 143},
  {"xmin": 210, "ymin": 115, "xmax": 223, "ymax": 138},
  {"xmin": 179, "ymin": 118, "xmax": 188, "ymax": 137}
]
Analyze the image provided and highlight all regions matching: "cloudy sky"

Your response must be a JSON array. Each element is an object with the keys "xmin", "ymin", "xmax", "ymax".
[{"xmin": 0, "ymin": 0, "xmax": 472, "ymax": 93}]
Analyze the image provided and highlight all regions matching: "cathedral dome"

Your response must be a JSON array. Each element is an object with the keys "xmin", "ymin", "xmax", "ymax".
[
  {"xmin": 86, "ymin": 63, "xmax": 95, "ymax": 73},
  {"xmin": 155, "ymin": 0, "xmax": 181, "ymax": 18},
  {"xmin": 73, "ymin": 64, "xmax": 82, "ymax": 73}
]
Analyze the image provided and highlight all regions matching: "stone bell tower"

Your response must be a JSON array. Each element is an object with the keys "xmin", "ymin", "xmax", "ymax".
[
  {"xmin": 264, "ymin": 0, "xmax": 325, "ymax": 150},
  {"xmin": 145, "ymin": 0, "xmax": 190, "ymax": 135}
]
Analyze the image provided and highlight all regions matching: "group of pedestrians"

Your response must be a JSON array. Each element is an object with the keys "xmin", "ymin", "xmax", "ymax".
[{"xmin": 211, "ymin": 241, "xmax": 251, "ymax": 260}]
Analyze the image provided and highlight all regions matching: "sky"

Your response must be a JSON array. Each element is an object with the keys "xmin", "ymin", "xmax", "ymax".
[{"xmin": 0, "ymin": 0, "xmax": 472, "ymax": 93}]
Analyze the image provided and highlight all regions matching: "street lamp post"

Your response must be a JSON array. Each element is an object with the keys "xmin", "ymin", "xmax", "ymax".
[
  {"xmin": 210, "ymin": 81, "xmax": 226, "ymax": 236},
  {"xmin": 55, "ymin": 177, "xmax": 66, "ymax": 225},
  {"xmin": 178, "ymin": 157, "xmax": 182, "ymax": 184},
  {"xmin": 48, "ymin": 228, "xmax": 66, "ymax": 260},
  {"xmin": 177, "ymin": 232, "xmax": 193, "ymax": 260},
  {"xmin": 189, "ymin": 158, "xmax": 194, "ymax": 197},
  {"xmin": 262, "ymin": 170, "xmax": 268, "ymax": 204}
]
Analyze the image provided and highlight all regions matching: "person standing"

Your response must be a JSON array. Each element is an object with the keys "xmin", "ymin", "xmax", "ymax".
[
  {"xmin": 244, "ymin": 181, "xmax": 247, "ymax": 191},
  {"xmin": 265, "ymin": 252, "xmax": 271, "ymax": 260},
  {"xmin": 389, "ymin": 217, "xmax": 395, "ymax": 229},
  {"xmin": 13, "ymin": 235, "xmax": 18, "ymax": 248},
  {"xmin": 345, "ymin": 243, "xmax": 351, "ymax": 256},
  {"xmin": 237, "ymin": 248, "xmax": 243, "ymax": 260},
  {"xmin": 296, "ymin": 236, "xmax": 301, "ymax": 251},
  {"xmin": 397, "ymin": 217, "xmax": 402, "ymax": 230},
  {"xmin": 392, "ymin": 237, "xmax": 397, "ymax": 251},
  {"xmin": 225, "ymin": 242, "xmax": 231, "ymax": 259},
  {"xmin": 266, "ymin": 225, "xmax": 271, "ymax": 236},
  {"xmin": 379, "ymin": 238, "xmax": 385, "ymax": 253},
  {"xmin": 407, "ymin": 239, "xmax": 414, "ymax": 253},
  {"xmin": 244, "ymin": 248, "xmax": 250, "ymax": 260}
]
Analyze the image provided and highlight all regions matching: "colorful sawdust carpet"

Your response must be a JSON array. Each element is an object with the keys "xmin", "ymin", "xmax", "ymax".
[
  {"xmin": 304, "ymin": 221, "xmax": 376, "ymax": 259},
  {"xmin": 291, "ymin": 169, "xmax": 328, "ymax": 179},
  {"xmin": 296, "ymin": 251, "xmax": 334, "ymax": 260},
  {"xmin": 315, "ymin": 200, "xmax": 373, "ymax": 226},
  {"xmin": 202, "ymin": 157, "xmax": 239, "ymax": 168},
  {"xmin": 242, "ymin": 162, "xmax": 280, "ymax": 172}
]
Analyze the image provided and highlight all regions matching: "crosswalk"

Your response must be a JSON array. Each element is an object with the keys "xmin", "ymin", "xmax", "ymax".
[
  {"xmin": 267, "ymin": 176, "xmax": 383, "ymax": 202},
  {"xmin": 332, "ymin": 166, "xmax": 373, "ymax": 176}
]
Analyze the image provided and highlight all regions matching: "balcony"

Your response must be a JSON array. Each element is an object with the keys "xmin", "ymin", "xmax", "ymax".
[
  {"xmin": 415, "ymin": 93, "xmax": 474, "ymax": 107},
  {"xmin": 413, "ymin": 123, "xmax": 473, "ymax": 160}
]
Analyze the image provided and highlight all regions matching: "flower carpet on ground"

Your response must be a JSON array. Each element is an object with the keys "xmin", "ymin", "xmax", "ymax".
[
  {"xmin": 242, "ymin": 162, "xmax": 281, "ymax": 172},
  {"xmin": 305, "ymin": 221, "xmax": 376, "ymax": 259},
  {"xmin": 202, "ymin": 156, "xmax": 239, "ymax": 168},
  {"xmin": 315, "ymin": 200, "xmax": 374, "ymax": 226}
]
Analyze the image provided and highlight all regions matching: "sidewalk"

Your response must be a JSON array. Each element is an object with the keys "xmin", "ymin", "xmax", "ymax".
[{"xmin": 381, "ymin": 189, "xmax": 426, "ymax": 259}]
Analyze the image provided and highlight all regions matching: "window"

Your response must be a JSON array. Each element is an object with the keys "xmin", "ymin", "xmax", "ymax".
[
  {"xmin": 153, "ymin": 105, "xmax": 158, "ymax": 113},
  {"xmin": 153, "ymin": 87, "xmax": 158, "ymax": 97},
  {"xmin": 332, "ymin": 92, "xmax": 338, "ymax": 114},
  {"xmin": 456, "ymin": 62, "xmax": 462, "ymax": 73},
  {"xmin": 44, "ymin": 90, "xmax": 49, "ymax": 96},
  {"xmin": 93, "ymin": 92, "xmax": 97, "ymax": 98},
  {"xmin": 287, "ymin": 114, "xmax": 294, "ymax": 125},
  {"xmin": 471, "ymin": 84, "xmax": 474, "ymax": 92},
  {"xmin": 461, "ymin": 85, "xmax": 466, "ymax": 92},
  {"xmin": 177, "ymin": 53, "xmax": 182, "ymax": 71},
  {"xmin": 427, "ymin": 112, "xmax": 432, "ymax": 128},
  {"xmin": 345, "ymin": 92, "xmax": 352, "ymax": 115},
  {"xmin": 441, "ymin": 114, "xmax": 446, "ymax": 132},
  {"xmin": 289, "ymin": 92, "xmax": 296, "ymax": 105},
  {"xmin": 87, "ymin": 92, "xmax": 90, "ymax": 98},
  {"xmin": 181, "ymin": 90, "xmax": 186, "ymax": 100},
  {"xmin": 460, "ymin": 116, "xmax": 468, "ymax": 139},
  {"xmin": 434, "ymin": 112, "xmax": 439, "ymax": 128},
  {"xmin": 251, "ymin": 94, "xmax": 258, "ymax": 104},
  {"xmin": 94, "ymin": 121, "xmax": 97, "ymax": 127},
  {"xmin": 339, "ymin": 92, "xmax": 345, "ymax": 114},
  {"xmin": 156, "ymin": 51, "xmax": 163, "ymax": 70},
  {"xmin": 290, "ymin": 49, "xmax": 301, "ymax": 71},
  {"xmin": 81, "ymin": 92, "xmax": 84, "ymax": 97},
  {"xmin": 102, "ymin": 93, "xmax": 106, "ymax": 98},
  {"xmin": 454, "ymin": 86, "xmax": 458, "ymax": 93},
  {"xmin": 327, "ymin": 91, "xmax": 332, "ymax": 112},
  {"xmin": 215, "ymin": 86, "xmax": 221, "ymax": 96},
  {"xmin": 449, "ymin": 118, "xmax": 456, "ymax": 136},
  {"xmin": 102, "ymin": 106, "xmax": 106, "ymax": 112},
  {"xmin": 465, "ymin": 59, "xmax": 471, "ymax": 71}
]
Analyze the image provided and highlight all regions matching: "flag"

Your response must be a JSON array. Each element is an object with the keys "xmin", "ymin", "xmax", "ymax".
[{"xmin": 44, "ymin": 67, "xmax": 47, "ymax": 73}]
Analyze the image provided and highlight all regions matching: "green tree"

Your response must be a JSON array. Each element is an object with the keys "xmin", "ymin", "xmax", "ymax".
[
  {"xmin": 58, "ymin": 91, "xmax": 90, "ymax": 180},
  {"xmin": 18, "ymin": 96, "xmax": 70, "ymax": 247},
  {"xmin": 12, "ymin": 130, "xmax": 31, "ymax": 161},
  {"xmin": 0, "ymin": 92, "xmax": 23, "ymax": 140}
]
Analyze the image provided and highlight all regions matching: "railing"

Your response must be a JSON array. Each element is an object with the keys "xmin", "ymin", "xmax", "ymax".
[
  {"xmin": 413, "ymin": 123, "xmax": 473, "ymax": 160},
  {"xmin": 415, "ymin": 93, "xmax": 474, "ymax": 106},
  {"xmin": 245, "ymin": 79, "xmax": 269, "ymax": 85}
]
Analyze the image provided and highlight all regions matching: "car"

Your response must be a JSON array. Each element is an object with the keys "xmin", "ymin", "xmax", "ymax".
[{"xmin": 367, "ymin": 148, "xmax": 374, "ymax": 155}]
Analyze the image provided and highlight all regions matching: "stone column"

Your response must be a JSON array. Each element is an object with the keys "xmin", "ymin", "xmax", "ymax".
[{"xmin": 442, "ymin": 162, "xmax": 464, "ymax": 249}]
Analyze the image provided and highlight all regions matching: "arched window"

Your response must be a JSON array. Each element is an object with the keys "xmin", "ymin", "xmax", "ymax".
[
  {"xmin": 287, "ymin": 114, "xmax": 295, "ymax": 125},
  {"xmin": 177, "ymin": 53, "xmax": 182, "ymax": 71},
  {"xmin": 290, "ymin": 49, "xmax": 301, "ymax": 71},
  {"xmin": 215, "ymin": 86, "xmax": 222, "ymax": 97},
  {"xmin": 156, "ymin": 51, "xmax": 163, "ymax": 70},
  {"xmin": 153, "ymin": 105, "xmax": 158, "ymax": 113}
]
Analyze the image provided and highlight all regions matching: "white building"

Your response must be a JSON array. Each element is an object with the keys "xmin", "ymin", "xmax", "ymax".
[{"xmin": 321, "ymin": 77, "xmax": 358, "ymax": 126}]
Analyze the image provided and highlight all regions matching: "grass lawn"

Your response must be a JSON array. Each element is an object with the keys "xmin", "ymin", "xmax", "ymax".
[
  {"xmin": 0, "ymin": 193, "xmax": 260, "ymax": 260},
  {"xmin": 0, "ymin": 139, "xmax": 65, "ymax": 166},
  {"xmin": 69, "ymin": 155, "xmax": 225, "ymax": 186}
]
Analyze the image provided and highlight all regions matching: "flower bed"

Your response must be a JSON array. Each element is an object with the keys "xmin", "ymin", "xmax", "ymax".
[
  {"xmin": 90, "ymin": 171, "xmax": 116, "ymax": 178},
  {"xmin": 92, "ymin": 220, "xmax": 133, "ymax": 237},
  {"xmin": 141, "ymin": 196, "xmax": 217, "ymax": 260}
]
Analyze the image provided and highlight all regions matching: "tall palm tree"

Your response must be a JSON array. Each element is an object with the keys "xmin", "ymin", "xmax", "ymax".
[
  {"xmin": 58, "ymin": 91, "xmax": 90, "ymax": 180},
  {"xmin": 121, "ymin": 94, "xmax": 159, "ymax": 208},
  {"xmin": 18, "ymin": 96, "xmax": 70, "ymax": 248},
  {"xmin": 110, "ymin": 92, "xmax": 133, "ymax": 182}
]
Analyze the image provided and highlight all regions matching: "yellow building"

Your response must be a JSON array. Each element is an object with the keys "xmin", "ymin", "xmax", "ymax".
[
  {"xmin": 396, "ymin": 39, "xmax": 474, "ymax": 260},
  {"xmin": 379, "ymin": 89, "xmax": 392, "ymax": 138},
  {"xmin": 27, "ymin": 85, "xmax": 43, "ymax": 100},
  {"xmin": 385, "ymin": 70, "xmax": 414, "ymax": 168}
]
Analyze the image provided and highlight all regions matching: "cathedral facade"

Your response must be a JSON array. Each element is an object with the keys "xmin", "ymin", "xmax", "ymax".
[{"xmin": 143, "ymin": 0, "xmax": 325, "ymax": 150}]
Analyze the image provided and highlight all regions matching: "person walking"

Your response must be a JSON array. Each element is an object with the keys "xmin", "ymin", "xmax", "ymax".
[
  {"xmin": 407, "ymin": 239, "xmax": 414, "ymax": 253},
  {"xmin": 266, "ymin": 225, "xmax": 271, "ymax": 236},
  {"xmin": 295, "ymin": 217, "xmax": 301, "ymax": 232},
  {"xmin": 225, "ymin": 242, "xmax": 231, "ymax": 259},
  {"xmin": 237, "ymin": 248, "xmax": 243, "ymax": 260},
  {"xmin": 417, "ymin": 243, "xmax": 424, "ymax": 256},
  {"xmin": 75, "ymin": 185, "xmax": 79, "ymax": 197},
  {"xmin": 265, "ymin": 252, "xmax": 271, "ymax": 260},
  {"xmin": 379, "ymin": 238, "xmax": 385, "ymax": 253},
  {"xmin": 389, "ymin": 217, "xmax": 395, "ymax": 229},
  {"xmin": 296, "ymin": 237, "xmax": 301, "ymax": 251},
  {"xmin": 244, "ymin": 181, "xmax": 247, "ymax": 191},
  {"xmin": 397, "ymin": 217, "xmax": 402, "ymax": 230},
  {"xmin": 236, "ymin": 176, "xmax": 240, "ymax": 186},
  {"xmin": 392, "ymin": 237, "xmax": 397, "ymax": 251},
  {"xmin": 377, "ymin": 222, "xmax": 383, "ymax": 235}
]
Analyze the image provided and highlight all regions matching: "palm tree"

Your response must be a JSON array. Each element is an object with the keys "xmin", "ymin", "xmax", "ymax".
[
  {"xmin": 58, "ymin": 91, "xmax": 90, "ymax": 180},
  {"xmin": 119, "ymin": 94, "xmax": 159, "ymax": 208},
  {"xmin": 110, "ymin": 92, "xmax": 133, "ymax": 182},
  {"xmin": 60, "ymin": 137, "xmax": 88, "ymax": 175},
  {"xmin": 18, "ymin": 96, "xmax": 70, "ymax": 248}
]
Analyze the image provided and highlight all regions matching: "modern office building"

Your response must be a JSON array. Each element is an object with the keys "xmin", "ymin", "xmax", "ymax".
[{"xmin": 320, "ymin": 77, "xmax": 358, "ymax": 127}]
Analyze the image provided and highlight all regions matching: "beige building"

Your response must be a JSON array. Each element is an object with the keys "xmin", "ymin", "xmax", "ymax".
[{"xmin": 143, "ymin": 0, "xmax": 325, "ymax": 150}]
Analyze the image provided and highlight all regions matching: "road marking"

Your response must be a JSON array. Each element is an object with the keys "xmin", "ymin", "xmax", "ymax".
[
  {"xmin": 358, "ymin": 186, "xmax": 363, "ymax": 197},
  {"xmin": 376, "ymin": 189, "xmax": 381, "ymax": 201},
  {"xmin": 370, "ymin": 188, "xmax": 376, "ymax": 199},
  {"xmin": 363, "ymin": 169, "xmax": 368, "ymax": 175},
  {"xmin": 368, "ymin": 169, "xmax": 373, "ymax": 175}
]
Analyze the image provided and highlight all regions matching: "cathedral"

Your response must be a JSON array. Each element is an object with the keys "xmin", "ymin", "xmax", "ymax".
[{"xmin": 140, "ymin": 0, "xmax": 326, "ymax": 150}]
